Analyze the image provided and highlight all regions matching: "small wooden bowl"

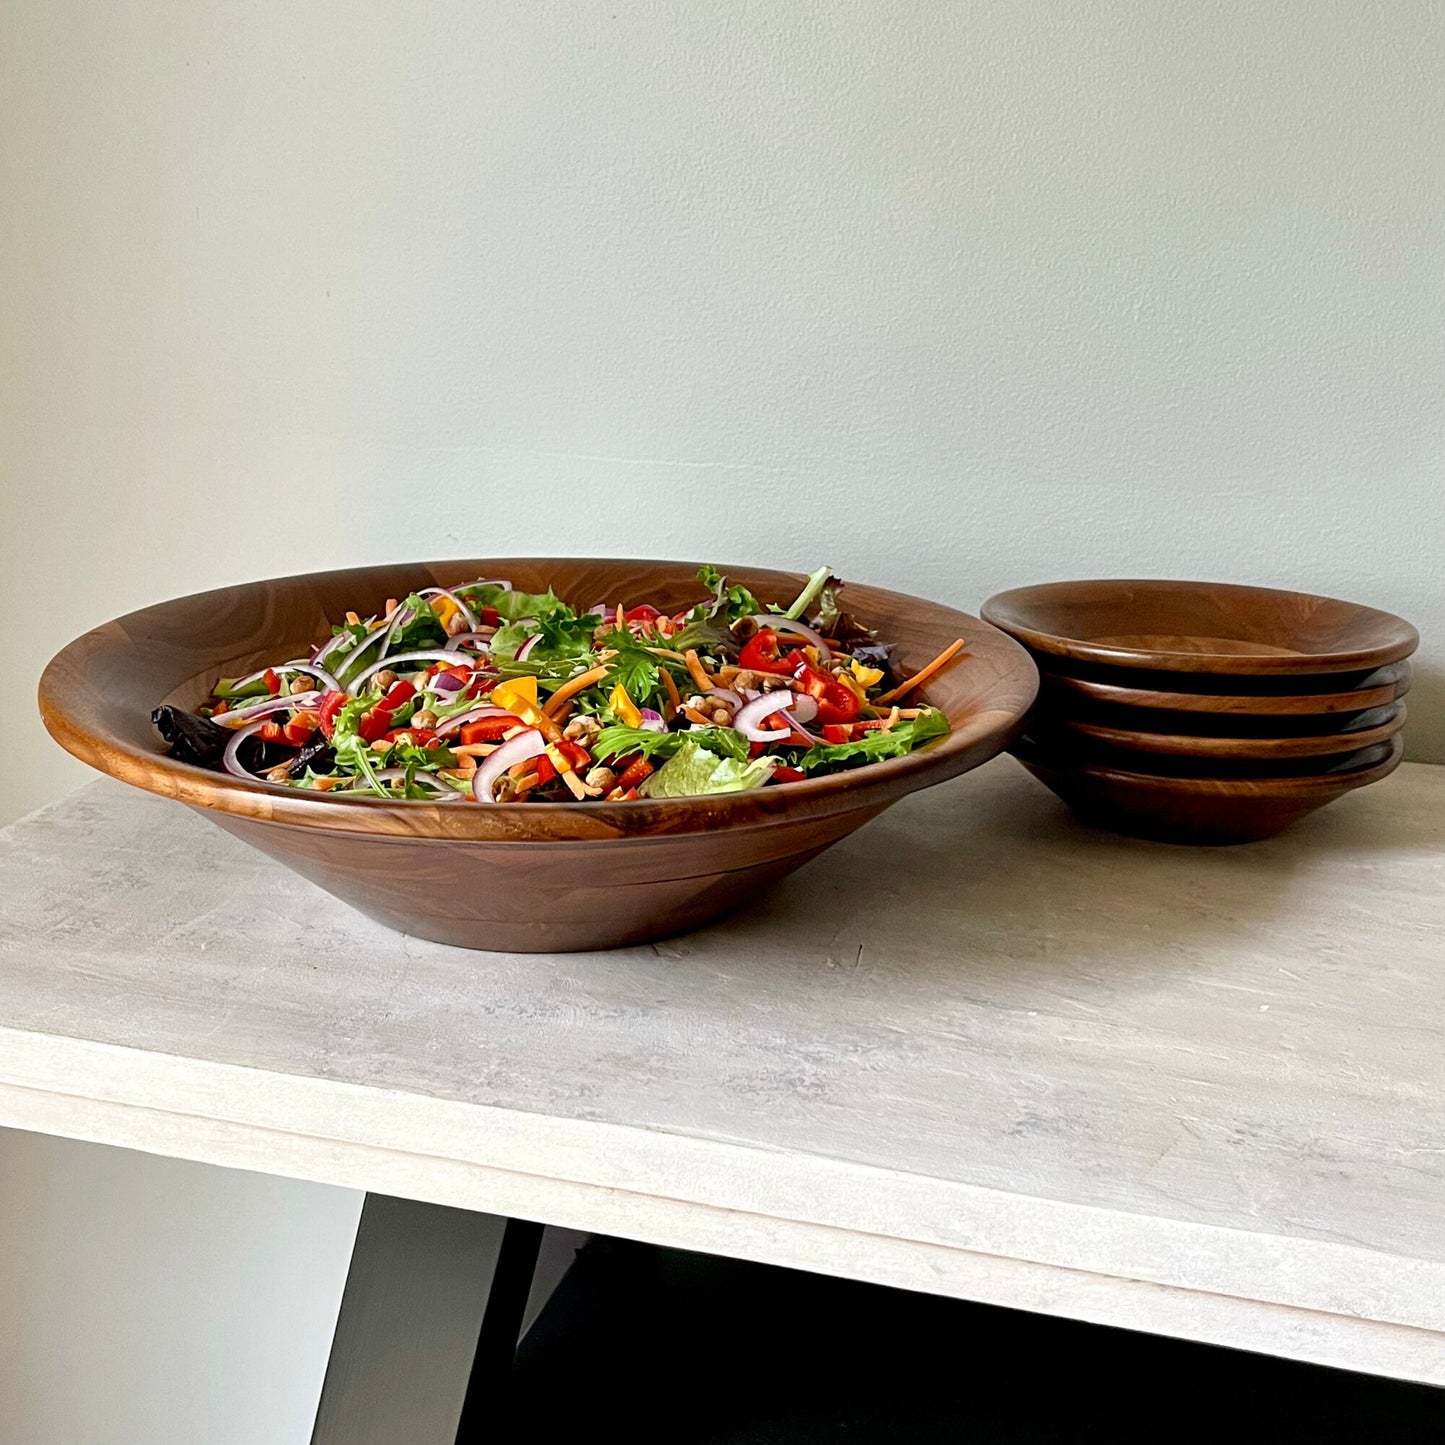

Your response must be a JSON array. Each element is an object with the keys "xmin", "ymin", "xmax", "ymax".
[
  {"xmin": 982, "ymin": 580, "xmax": 1417, "ymax": 677},
  {"xmin": 1011, "ymin": 734, "xmax": 1404, "ymax": 844},
  {"xmin": 39, "ymin": 558, "xmax": 1037, "ymax": 952},
  {"xmin": 1040, "ymin": 667, "xmax": 1411, "ymax": 717},
  {"xmin": 1059, "ymin": 704, "xmax": 1405, "ymax": 762}
]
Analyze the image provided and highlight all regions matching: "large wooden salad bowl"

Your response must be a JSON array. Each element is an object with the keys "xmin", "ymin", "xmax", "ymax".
[{"xmin": 40, "ymin": 559, "xmax": 1037, "ymax": 951}]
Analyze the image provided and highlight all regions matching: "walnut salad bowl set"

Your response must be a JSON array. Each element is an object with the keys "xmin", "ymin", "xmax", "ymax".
[{"xmin": 40, "ymin": 561, "xmax": 1415, "ymax": 951}]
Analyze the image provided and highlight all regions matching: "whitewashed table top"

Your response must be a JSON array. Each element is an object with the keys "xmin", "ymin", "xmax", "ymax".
[{"xmin": 2, "ymin": 759, "xmax": 1443, "ymax": 1381}]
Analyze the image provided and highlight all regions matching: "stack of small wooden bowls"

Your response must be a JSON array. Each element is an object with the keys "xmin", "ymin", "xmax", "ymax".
[{"xmin": 980, "ymin": 580, "xmax": 1417, "ymax": 844}]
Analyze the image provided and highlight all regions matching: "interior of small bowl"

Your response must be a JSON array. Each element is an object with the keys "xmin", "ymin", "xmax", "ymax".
[
  {"xmin": 40, "ymin": 557, "xmax": 1038, "ymax": 842},
  {"xmin": 983, "ymin": 580, "xmax": 1417, "ymax": 672}
]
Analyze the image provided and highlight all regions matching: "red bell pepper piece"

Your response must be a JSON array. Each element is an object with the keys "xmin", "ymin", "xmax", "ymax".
[
  {"xmin": 738, "ymin": 627, "xmax": 804, "ymax": 676},
  {"xmin": 263, "ymin": 667, "xmax": 282, "ymax": 696},
  {"xmin": 317, "ymin": 691, "xmax": 348, "ymax": 739},
  {"xmin": 624, "ymin": 604, "xmax": 662, "ymax": 625},
  {"xmin": 458, "ymin": 714, "xmax": 523, "ymax": 746},
  {"xmin": 479, "ymin": 605, "xmax": 501, "ymax": 627},
  {"xmin": 792, "ymin": 662, "xmax": 861, "ymax": 725},
  {"xmin": 772, "ymin": 765, "xmax": 806, "ymax": 784},
  {"xmin": 615, "ymin": 757, "xmax": 654, "ymax": 792},
  {"xmin": 822, "ymin": 723, "xmax": 853, "ymax": 744}
]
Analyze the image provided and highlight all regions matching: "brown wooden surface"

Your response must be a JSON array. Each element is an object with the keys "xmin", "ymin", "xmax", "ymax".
[
  {"xmin": 982, "ymin": 579, "xmax": 1418, "ymax": 676},
  {"xmin": 38, "ymin": 558, "xmax": 1037, "ymax": 950},
  {"xmin": 1040, "ymin": 669, "xmax": 1411, "ymax": 717},
  {"xmin": 1010, "ymin": 735, "xmax": 1405, "ymax": 844},
  {"xmin": 1059, "ymin": 705, "xmax": 1406, "ymax": 762}
]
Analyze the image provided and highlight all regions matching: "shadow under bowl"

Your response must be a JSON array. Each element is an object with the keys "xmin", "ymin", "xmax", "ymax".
[
  {"xmin": 982, "ymin": 579, "xmax": 1417, "ymax": 677},
  {"xmin": 39, "ymin": 557, "xmax": 1038, "ymax": 951}
]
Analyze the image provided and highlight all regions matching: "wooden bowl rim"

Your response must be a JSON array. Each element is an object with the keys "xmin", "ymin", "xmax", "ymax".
[
  {"xmin": 1060, "ymin": 704, "xmax": 1406, "ymax": 760},
  {"xmin": 1038, "ymin": 669, "xmax": 1410, "ymax": 716},
  {"xmin": 40, "ymin": 556, "xmax": 1038, "ymax": 842},
  {"xmin": 981, "ymin": 578, "xmax": 1418, "ymax": 675},
  {"xmin": 1015, "ymin": 735, "xmax": 1404, "ymax": 797}
]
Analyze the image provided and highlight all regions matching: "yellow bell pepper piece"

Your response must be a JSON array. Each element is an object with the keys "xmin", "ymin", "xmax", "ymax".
[
  {"xmin": 491, "ymin": 676, "xmax": 539, "ymax": 714},
  {"xmin": 432, "ymin": 595, "xmax": 461, "ymax": 630},
  {"xmin": 849, "ymin": 659, "xmax": 885, "ymax": 689},
  {"xmin": 610, "ymin": 683, "xmax": 643, "ymax": 729}
]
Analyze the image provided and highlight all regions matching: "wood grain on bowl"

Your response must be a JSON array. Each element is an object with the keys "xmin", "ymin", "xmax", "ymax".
[
  {"xmin": 1058, "ymin": 704, "xmax": 1405, "ymax": 762},
  {"xmin": 38, "ymin": 558, "xmax": 1038, "ymax": 951},
  {"xmin": 1039, "ymin": 668, "xmax": 1411, "ymax": 717},
  {"xmin": 982, "ymin": 580, "xmax": 1417, "ymax": 676}
]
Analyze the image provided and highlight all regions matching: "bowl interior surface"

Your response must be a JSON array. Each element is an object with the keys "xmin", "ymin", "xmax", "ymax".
[
  {"xmin": 40, "ymin": 557, "xmax": 1038, "ymax": 845},
  {"xmin": 982, "ymin": 580, "xmax": 1417, "ymax": 675}
]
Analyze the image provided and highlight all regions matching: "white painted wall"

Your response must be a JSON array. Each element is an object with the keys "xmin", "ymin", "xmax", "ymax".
[{"xmin": 1, "ymin": 1, "xmax": 1441, "ymax": 1439}]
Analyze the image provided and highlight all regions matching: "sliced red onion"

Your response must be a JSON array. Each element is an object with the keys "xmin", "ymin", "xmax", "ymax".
[
  {"xmin": 473, "ymin": 728, "xmax": 549, "ymax": 802},
  {"xmin": 222, "ymin": 720, "xmax": 269, "ymax": 778},
  {"xmin": 787, "ymin": 694, "xmax": 819, "ymax": 724},
  {"xmin": 585, "ymin": 602, "xmax": 612, "ymax": 618},
  {"xmin": 733, "ymin": 692, "xmax": 796, "ymax": 742},
  {"xmin": 638, "ymin": 708, "xmax": 667, "ymax": 733},
  {"xmin": 369, "ymin": 768, "xmax": 467, "ymax": 800},
  {"xmin": 417, "ymin": 586, "xmax": 479, "ymax": 632},
  {"xmin": 750, "ymin": 615, "xmax": 831, "ymax": 661},
  {"xmin": 515, "ymin": 633, "xmax": 542, "ymax": 661},
  {"xmin": 431, "ymin": 670, "xmax": 467, "ymax": 693},
  {"xmin": 445, "ymin": 631, "xmax": 495, "ymax": 652},
  {"xmin": 436, "ymin": 705, "xmax": 512, "ymax": 738},
  {"xmin": 348, "ymin": 650, "xmax": 461, "ymax": 694},
  {"xmin": 217, "ymin": 692, "xmax": 321, "ymax": 725}
]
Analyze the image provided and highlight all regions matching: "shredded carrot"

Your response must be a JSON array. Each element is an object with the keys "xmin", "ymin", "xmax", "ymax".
[
  {"xmin": 551, "ymin": 698, "xmax": 576, "ymax": 726},
  {"xmin": 452, "ymin": 743, "xmax": 500, "ymax": 758},
  {"xmin": 684, "ymin": 649, "xmax": 712, "ymax": 692},
  {"xmin": 345, "ymin": 611, "xmax": 361, "ymax": 626},
  {"xmin": 660, "ymin": 669, "xmax": 681, "ymax": 718},
  {"xmin": 645, "ymin": 647, "xmax": 690, "ymax": 663},
  {"xmin": 874, "ymin": 640, "xmax": 968, "ymax": 705},
  {"xmin": 713, "ymin": 666, "xmax": 740, "ymax": 687},
  {"xmin": 543, "ymin": 664, "xmax": 610, "ymax": 717},
  {"xmin": 615, "ymin": 604, "xmax": 626, "ymax": 630},
  {"xmin": 384, "ymin": 598, "xmax": 398, "ymax": 617},
  {"xmin": 560, "ymin": 769, "xmax": 588, "ymax": 800},
  {"xmin": 681, "ymin": 704, "xmax": 714, "ymax": 727}
]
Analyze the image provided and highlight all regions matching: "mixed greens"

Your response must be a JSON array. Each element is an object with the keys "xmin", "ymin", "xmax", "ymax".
[{"xmin": 152, "ymin": 566, "xmax": 967, "ymax": 803}]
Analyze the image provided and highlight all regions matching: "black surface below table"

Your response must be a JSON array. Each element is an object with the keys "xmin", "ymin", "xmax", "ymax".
[{"xmin": 510, "ymin": 1237, "xmax": 1443, "ymax": 1443}]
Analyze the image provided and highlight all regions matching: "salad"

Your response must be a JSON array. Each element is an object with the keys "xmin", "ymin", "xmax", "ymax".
[{"xmin": 152, "ymin": 566, "xmax": 967, "ymax": 803}]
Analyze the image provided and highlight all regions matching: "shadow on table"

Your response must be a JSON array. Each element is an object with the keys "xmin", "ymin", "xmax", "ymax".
[{"xmin": 506, "ymin": 1237, "xmax": 1443, "ymax": 1444}]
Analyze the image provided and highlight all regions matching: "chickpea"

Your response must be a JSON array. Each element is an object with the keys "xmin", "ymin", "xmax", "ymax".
[
  {"xmin": 411, "ymin": 709, "xmax": 438, "ymax": 730},
  {"xmin": 370, "ymin": 737, "xmax": 392, "ymax": 753},
  {"xmin": 444, "ymin": 611, "xmax": 469, "ymax": 637},
  {"xmin": 289, "ymin": 675, "xmax": 312, "ymax": 695},
  {"xmin": 710, "ymin": 706, "xmax": 731, "ymax": 725},
  {"xmin": 563, "ymin": 716, "xmax": 602, "ymax": 744},
  {"xmin": 372, "ymin": 669, "xmax": 398, "ymax": 690},
  {"xmin": 585, "ymin": 765, "xmax": 617, "ymax": 792}
]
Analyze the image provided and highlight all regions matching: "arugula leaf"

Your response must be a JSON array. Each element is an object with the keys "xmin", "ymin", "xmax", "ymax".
[
  {"xmin": 639, "ymin": 737, "xmax": 777, "ymax": 797},
  {"xmin": 795, "ymin": 710, "xmax": 950, "ymax": 772},
  {"xmin": 593, "ymin": 724, "xmax": 751, "ymax": 765},
  {"xmin": 593, "ymin": 629, "xmax": 667, "ymax": 702},
  {"xmin": 328, "ymin": 692, "xmax": 387, "ymax": 791}
]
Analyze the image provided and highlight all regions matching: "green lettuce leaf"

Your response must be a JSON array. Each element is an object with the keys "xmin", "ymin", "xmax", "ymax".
[
  {"xmin": 795, "ymin": 709, "xmax": 950, "ymax": 772},
  {"xmin": 639, "ymin": 737, "xmax": 776, "ymax": 797},
  {"xmin": 592, "ymin": 724, "xmax": 751, "ymax": 765}
]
